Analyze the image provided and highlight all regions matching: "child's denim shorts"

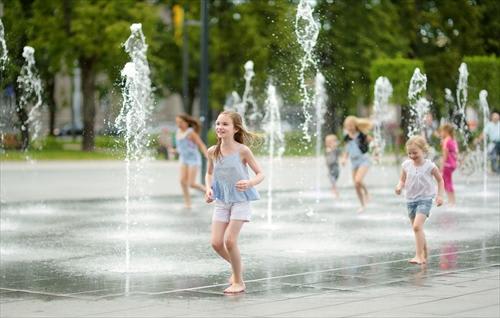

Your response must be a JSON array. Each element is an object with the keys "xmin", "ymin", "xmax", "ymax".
[{"xmin": 407, "ymin": 199, "xmax": 433, "ymax": 219}]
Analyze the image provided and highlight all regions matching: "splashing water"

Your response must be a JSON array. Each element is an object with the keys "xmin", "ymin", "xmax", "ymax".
[
  {"xmin": 479, "ymin": 90, "xmax": 489, "ymax": 194},
  {"xmin": 444, "ymin": 88, "xmax": 455, "ymax": 119},
  {"xmin": 295, "ymin": 0, "xmax": 320, "ymax": 142},
  {"xmin": 373, "ymin": 77, "xmax": 393, "ymax": 162},
  {"xmin": 454, "ymin": 63, "xmax": 470, "ymax": 148},
  {"xmin": 0, "ymin": 19, "xmax": 8, "ymax": 73},
  {"xmin": 231, "ymin": 61, "xmax": 260, "ymax": 129},
  {"xmin": 17, "ymin": 46, "xmax": 44, "ymax": 146},
  {"xmin": 263, "ymin": 84, "xmax": 285, "ymax": 225},
  {"xmin": 114, "ymin": 24, "xmax": 153, "ymax": 277},
  {"xmin": 314, "ymin": 73, "xmax": 327, "ymax": 203},
  {"xmin": 407, "ymin": 68, "xmax": 430, "ymax": 137}
]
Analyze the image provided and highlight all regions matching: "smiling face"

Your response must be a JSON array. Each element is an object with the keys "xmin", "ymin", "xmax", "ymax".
[
  {"xmin": 175, "ymin": 116, "xmax": 188, "ymax": 130},
  {"xmin": 343, "ymin": 118, "xmax": 357, "ymax": 134},
  {"xmin": 406, "ymin": 144, "xmax": 425, "ymax": 163},
  {"xmin": 325, "ymin": 135, "xmax": 337, "ymax": 149},
  {"xmin": 215, "ymin": 113, "xmax": 237, "ymax": 139},
  {"xmin": 492, "ymin": 112, "xmax": 499, "ymax": 123}
]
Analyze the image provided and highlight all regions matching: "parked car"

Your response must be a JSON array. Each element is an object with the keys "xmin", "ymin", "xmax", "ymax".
[{"xmin": 54, "ymin": 123, "xmax": 83, "ymax": 136}]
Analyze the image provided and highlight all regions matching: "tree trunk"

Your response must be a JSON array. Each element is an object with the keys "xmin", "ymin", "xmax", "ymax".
[
  {"xmin": 80, "ymin": 57, "xmax": 96, "ymax": 151},
  {"xmin": 46, "ymin": 77, "xmax": 56, "ymax": 136}
]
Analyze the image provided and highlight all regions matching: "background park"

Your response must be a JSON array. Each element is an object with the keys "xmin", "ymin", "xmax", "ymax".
[{"xmin": 1, "ymin": 0, "xmax": 499, "ymax": 317}]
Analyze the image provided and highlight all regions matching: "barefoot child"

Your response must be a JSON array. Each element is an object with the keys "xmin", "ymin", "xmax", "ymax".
[
  {"xmin": 340, "ymin": 116, "xmax": 373, "ymax": 212},
  {"xmin": 175, "ymin": 114, "xmax": 208, "ymax": 208},
  {"xmin": 205, "ymin": 110, "xmax": 264, "ymax": 294},
  {"xmin": 395, "ymin": 136, "xmax": 444, "ymax": 265},
  {"xmin": 439, "ymin": 123, "xmax": 458, "ymax": 205},
  {"xmin": 325, "ymin": 134, "xmax": 341, "ymax": 198}
]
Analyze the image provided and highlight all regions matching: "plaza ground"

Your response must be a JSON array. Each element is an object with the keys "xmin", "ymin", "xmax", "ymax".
[{"xmin": 1, "ymin": 158, "xmax": 499, "ymax": 317}]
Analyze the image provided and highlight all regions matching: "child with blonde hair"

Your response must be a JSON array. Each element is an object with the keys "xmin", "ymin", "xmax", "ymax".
[
  {"xmin": 439, "ymin": 123, "xmax": 458, "ymax": 205},
  {"xmin": 396, "ymin": 135, "xmax": 444, "ymax": 265},
  {"xmin": 325, "ymin": 134, "xmax": 341, "ymax": 198},
  {"xmin": 340, "ymin": 116, "xmax": 373, "ymax": 212},
  {"xmin": 205, "ymin": 110, "xmax": 264, "ymax": 294}
]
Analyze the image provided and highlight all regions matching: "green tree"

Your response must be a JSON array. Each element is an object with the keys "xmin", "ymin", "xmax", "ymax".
[
  {"xmin": 317, "ymin": 0, "xmax": 409, "ymax": 131},
  {"xmin": 27, "ymin": 0, "xmax": 162, "ymax": 151}
]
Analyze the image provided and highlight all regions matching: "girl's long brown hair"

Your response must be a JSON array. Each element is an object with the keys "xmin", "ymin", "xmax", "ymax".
[
  {"xmin": 177, "ymin": 113, "xmax": 201, "ymax": 134},
  {"xmin": 213, "ymin": 110, "xmax": 260, "ymax": 161},
  {"xmin": 439, "ymin": 123, "xmax": 455, "ymax": 138}
]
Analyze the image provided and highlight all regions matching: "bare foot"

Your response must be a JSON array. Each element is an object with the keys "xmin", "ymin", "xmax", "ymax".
[
  {"xmin": 408, "ymin": 257, "xmax": 424, "ymax": 265},
  {"xmin": 223, "ymin": 283, "xmax": 246, "ymax": 294},
  {"xmin": 357, "ymin": 206, "xmax": 365, "ymax": 213}
]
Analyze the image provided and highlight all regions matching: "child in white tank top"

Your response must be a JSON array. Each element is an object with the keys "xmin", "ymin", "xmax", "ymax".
[{"xmin": 395, "ymin": 136, "xmax": 444, "ymax": 265}]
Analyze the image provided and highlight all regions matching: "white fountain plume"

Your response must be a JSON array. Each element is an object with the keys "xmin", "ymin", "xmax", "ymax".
[
  {"xmin": 444, "ymin": 88, "xmax": 455, "ymax": 121},
  {"xmin": 454, "ymin": 62, "xmax": 470, "ymax": 148},
  {"xmin": 17, "ymin": 46, "xmax": 44, "ymax": 146},
  {"xmin": 373, "ymin": 76, "xmax": 393, "ymax": 162},
  {"xmin": 0, "ymin": 19, "xmax": 8, "ymax": 72},
  {"xmin": 407, "ymin": 68, "xmax": 430, "ymax": 137},
  {"xmin": 263, "ymin": 84, "xmax": 285, "ymax": 226},
  {"xmin": 479, "ymin": 90, "xmax": 489, "ymax": 194},
  {"xmin": 295, "ymin": 0, "xmax": 320, "ymax": 142},
  {"xmin": 230, "ymin": 61, "xmax": 260, "ymax": 129},
  {"xmin": 314, "ymin": 72, "xmax": 327, "ymax": 203},
  {"xmin": 115, "ymin": 23, "xmax": 153, "ymax": 278}
]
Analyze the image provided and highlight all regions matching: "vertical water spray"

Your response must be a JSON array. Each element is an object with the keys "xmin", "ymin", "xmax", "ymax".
[
  {"xmin": 454, "ymin": 63, "xmax": 470, "ymax": 148},
  {"xmin": 0, "ymin": 19, "xmax": 8, "ymax": 73},
  {"xmin": 0, "ymin": 18, "xmax": 10, "ymax": 150},
  {"xmin": 17, "ymin": 46, "xmax": 44, "ymax": 147},
  {"xmin": 115, "ymin": 23, "xmax": 152, "ymax": 277},
  {"xmin": 407, "ymin": 68, "xmax": 430, "ymax": 137},
  {"xmin": 231, "ymin": 61, "xmax": 260, "ymax": 129},
  {"xmin": 444, "ymin": 88, "xmax": 455, "ymax": 119},
  {"xmin": 313, "ymin": 73, "xmax": 327, "ymax": 203},
  {"xmin": 479, "ymin": 90, "xmax": 489, "ymax": 194},
  {"xmin": 295, "ymin": 0, "xmax": 320, "ymax": 142},
  {"xmin": 373, "ymin": 77, "xmax": 393, "ymax": 162},
  {"xmin": 263, "ymin": 84, "xmax": 285, "ymax": 226}
]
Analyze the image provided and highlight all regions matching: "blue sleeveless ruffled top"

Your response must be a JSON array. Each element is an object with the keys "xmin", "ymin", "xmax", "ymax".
[{"xmin": 212, "ymin": 150, "xmax": 260, "ymax": 204}]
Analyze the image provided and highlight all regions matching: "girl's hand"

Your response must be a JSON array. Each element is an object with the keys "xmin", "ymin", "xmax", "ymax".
[
  {"xmin": 235, "ymin": 180, "xmax": 252, "ymax": 192},
  {"xmin": 395, "ymin": 185, "xmax": 402, "ymax": 195},
  {"xmin": 205, "ymin": 188, "xmax": 214, "ymax": 203},
  {"xmin": 340, "ymin": 157, "xmax": 347, "ymax": 166},
  {"xmin": 435, "ymin": 196, "xmax": 443, "ymax": 206}
]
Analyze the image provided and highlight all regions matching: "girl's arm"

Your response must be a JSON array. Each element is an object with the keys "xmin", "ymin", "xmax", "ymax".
[
  {"xmin": 431, "ymin": 167, "xmax": 444, "ymax": 206},
  {"xmin": 235, "ymin": 146, "xmax": 264, "ymax": 191},
  {"xmin": 204, "ymin": 148, "xmax": 214, "ymax": 203},
  {"xmin": 395, "ymin": 169, "xmax": 407, "ymax": 195},
  {"xmin": 340, "ymin": 151, "xmax": 348, "ymax": 165},
  {"xmin": 190, "ymin": 132, "xmax": 208, "ymax": 158},
  {"xmin": 441, "ymin": 139, "xmax": 449, "ymax": 170}
]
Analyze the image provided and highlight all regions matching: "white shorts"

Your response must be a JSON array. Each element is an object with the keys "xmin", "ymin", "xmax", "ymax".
[{"xmin": 212, "ymin": 200, "xmax": 251, "ymax": 223}]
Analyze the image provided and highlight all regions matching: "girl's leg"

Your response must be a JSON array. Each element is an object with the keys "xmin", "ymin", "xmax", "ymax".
[
  {"xmin": 411, "ymin": 213, "xmax": 428, "ymax": 264},
  {"xmin": 447, "ymin": 191, "xmax": 456, "ymax": 205},
  {"xmin": 179, "ymin": 164, "xmax": 190, "ymax": 208},
  {"xmin": 331, "ymin": 185, "xmax": 339, "ymax": 198},
  {"xmin": 353, "ymin": 166, "xmax": 369, "ymax": 210},
  {"xmin": 211, "ymin": 221, "xmax": 231, "ymax": 263},
  {"xmin": 224, "ymin": 220, "xmax": 246, "ymax": 293},
  {"xmin": 187, "ymin": 165, "xmax": 206, "ymax": 193}
]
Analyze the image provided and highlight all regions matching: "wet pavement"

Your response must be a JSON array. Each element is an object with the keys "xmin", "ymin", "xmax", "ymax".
[{"xmin": 0, "ymin": 158, "xmax": 499, "ymax": 317}]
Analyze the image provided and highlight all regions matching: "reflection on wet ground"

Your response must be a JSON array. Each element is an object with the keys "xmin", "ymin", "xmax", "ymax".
[{"xmin": 1, "ymin": 174, "xmax": 498, "ymax": 304}]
